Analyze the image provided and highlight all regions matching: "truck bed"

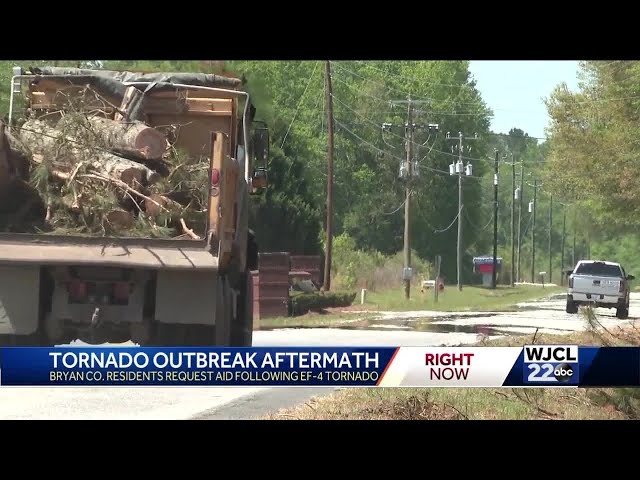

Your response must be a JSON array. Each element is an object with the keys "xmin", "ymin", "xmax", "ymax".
[{"xmin": 0, "ymin": 233, "xmax": 217, "ymax": 271}]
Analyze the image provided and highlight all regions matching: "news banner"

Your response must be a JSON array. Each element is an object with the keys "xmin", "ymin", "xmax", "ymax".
[{"xmin": 0, "ymin": 345, "xmax": 639, "ymax": 387}]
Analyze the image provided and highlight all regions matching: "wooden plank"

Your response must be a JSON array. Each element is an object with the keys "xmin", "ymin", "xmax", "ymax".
[
  {"xmin": 186, "ymin": 97, "xmax": 233, "ymax": 110},
  {"xmin": 143, "ymin": 97, "xmax": 232, "ymax": 117},
  {"xmin": 28, "ymin": 85, "xmax": 118, "ymax": 112}
]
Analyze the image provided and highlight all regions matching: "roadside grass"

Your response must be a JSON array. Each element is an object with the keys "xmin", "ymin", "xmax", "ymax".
[
  {"xmin": 258, "ymin": 284, "xmax": 563, "ymax": 329},
  {"xmin": 263, "ymin": 313, "xmax": 640, "ymax": 420},
  {"xmin": 364, "ymin": 284, "xmax": 564, "ymax": 312}
]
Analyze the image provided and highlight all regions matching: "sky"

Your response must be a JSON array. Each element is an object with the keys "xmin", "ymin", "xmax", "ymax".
[{"xmin": 468, "ymin": 61, "xmax": 581, "ymax": 140}]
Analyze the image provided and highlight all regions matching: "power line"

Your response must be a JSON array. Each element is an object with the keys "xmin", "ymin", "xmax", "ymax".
[
  {"xmin": 334, "ymin": 118, "xmax": 484, "ymax": 180},
  {"xmin": 333, "ymin": 62, "xmax": 489, "ymax": 108},
  {"xmin": 280, "ymin": 61, "xmax": 321, "ymax": 149},
  {"xmin": 434, "ymin": 206, "xmax": 461, "ymax": 233},
  {"xmin": 332, "ymin": 62, "xmax": 437, "ymax": 105},
  {"xmin": 464, "ymin": 209, "xmax": 494, "ymax": 232},
  {"xmin": 354, "ymin": 60, "xmax": 480, "ymax": 90},
  {"xmin": 330, "ymin": 75, "xmax": 394, "ymax": 105},
  {"xmin": 332, "ymin": 93, "xmax": 490, "ymax": 167}
]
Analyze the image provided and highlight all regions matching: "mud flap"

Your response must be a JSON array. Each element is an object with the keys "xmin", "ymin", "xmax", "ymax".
[{"xmin": 155, "ymin": 270, "xmax": 217, "ymax": 325}]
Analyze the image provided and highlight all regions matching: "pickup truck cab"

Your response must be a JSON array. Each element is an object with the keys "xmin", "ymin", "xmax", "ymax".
[{"xmin": 566, "ymin": 260, "xmax": 634, "ymax": 319}]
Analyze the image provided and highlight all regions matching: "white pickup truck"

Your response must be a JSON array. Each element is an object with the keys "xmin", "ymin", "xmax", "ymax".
[{"xmin": 566, "ymin": 260, "xmax": 634, "ymax": 319}]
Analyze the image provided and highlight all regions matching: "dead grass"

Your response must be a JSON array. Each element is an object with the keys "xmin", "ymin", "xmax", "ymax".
[
  {"xmin": 258, "ymin": 311, "xmax": 376, "ymax": 330},
  {"xmin": 263, "ymin": 313, "xmax": 640, "ymax": 420}
]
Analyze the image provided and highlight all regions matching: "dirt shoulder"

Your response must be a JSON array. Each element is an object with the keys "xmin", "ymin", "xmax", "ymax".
[{"xmin": 262, "ymin": 320, "xmax": 640, "ymax": 420}]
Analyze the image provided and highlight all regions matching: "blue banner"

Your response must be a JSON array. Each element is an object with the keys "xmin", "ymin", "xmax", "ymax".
[
  {"xmin": 0, "ymin": 347, "xmax": 398, "ymax": 387},
  {"xmin": 1, "ymin": 346, "xmax": 639, "ymax": 387}
]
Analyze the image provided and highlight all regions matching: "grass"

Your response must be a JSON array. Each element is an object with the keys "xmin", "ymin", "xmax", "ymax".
[
  {"xmin": 364, "ymin": 284, "xmax": 564, "ymax": 312},
  {"xmin": 258, "ymin": 311, "xmax": 376, "ymax": 330},
  {"xmin": 263, "ymin": 316, "xmax": 640, "ymax": 420},
  {"xmin": 258, "ymin": 284, "xmax": 563, "ymax": 329}
]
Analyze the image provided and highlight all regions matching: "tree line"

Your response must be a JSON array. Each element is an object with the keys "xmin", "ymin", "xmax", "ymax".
[{"xmin": 0, "ymin": 60, "xmax": 618, "ymax": 285}]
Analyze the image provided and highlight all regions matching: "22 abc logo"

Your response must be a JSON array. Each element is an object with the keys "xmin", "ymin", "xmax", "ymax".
[{"xmin": 527, "ymin": 362, "xmax": 576, "ymax": 383}]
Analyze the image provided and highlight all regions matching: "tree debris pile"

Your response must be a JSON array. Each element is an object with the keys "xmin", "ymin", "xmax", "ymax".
[{"xmin": 0, "ymin": 96, "xmax": 211, "ymax": 240}]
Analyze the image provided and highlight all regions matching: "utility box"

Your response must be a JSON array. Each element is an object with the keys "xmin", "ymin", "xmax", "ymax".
[{"xmin": 402, "ymin": 267, "xmax": 413, "ymax": 281}]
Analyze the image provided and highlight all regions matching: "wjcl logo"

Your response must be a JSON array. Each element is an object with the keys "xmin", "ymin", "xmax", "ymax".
[{"xmin": 523, "ymin": 345, "xmax": 579, "ymax": 385}]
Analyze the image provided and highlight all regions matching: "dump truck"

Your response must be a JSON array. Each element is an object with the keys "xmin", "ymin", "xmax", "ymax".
[{"xmin": 0, "ymin": 65, "xmax": 268, "ymax": 347}]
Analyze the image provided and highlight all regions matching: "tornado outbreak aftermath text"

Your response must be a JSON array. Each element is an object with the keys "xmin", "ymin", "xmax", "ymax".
[{"xmin": 46, "ymin": 350, "xmax": 381, "ymax": 384}]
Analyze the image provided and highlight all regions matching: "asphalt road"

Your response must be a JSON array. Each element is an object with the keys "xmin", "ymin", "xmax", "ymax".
[{"xmin": 0, "ymin": 292, "xmax": 635, "ymax": 420}]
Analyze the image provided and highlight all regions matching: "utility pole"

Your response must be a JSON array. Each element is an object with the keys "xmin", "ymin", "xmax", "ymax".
[
  {"xmin": 492, "ymin": 149, "xmax": 499, "ymax": 289},
  {"xmin": 403, "ymin": 98, "xmax": 414, "ymax": 300},
  {"xmin": 447, "ymin": 132, "xmax": 478, "ymax": 291},
  {"xmin": 510, "ymin": 154, "xmax": 516, "ymax": 287},
  {"xmin": 322, "ymin": 60, "xmax": 334, "ymax": 292},
  {"xmin": 560, "ymin": 204, "xmax": 566, "ymax": 285},
  {"xmin": 384, "ymin": 99, "xmax": 437, "ymax": 300},
  {"xmin": 530, "ymin": 179, "xmax": 537, "ymax": 283},
  {"xmin": 571, "ymin": 205, "xmax": 578, "ymax": 267},
  {"xmin": 434, "ymin": 255, "xmax": 441, "ymax": 303},
  {"xmin": 516, "ymin": 162, "xmax": 524, "ymax": 283},
  {"xmin": 548, "ymin": 195, "xmax": 553, "ymax": 284}
]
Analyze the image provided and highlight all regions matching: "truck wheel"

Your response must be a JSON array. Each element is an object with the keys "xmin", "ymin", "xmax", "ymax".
[
  {"xmin": 616, "ymin": 305, "xmax": 629, "ymax": 320},
  {"xmin": 566, "ymin": 300, "xmax": 578, "ymax": 314},
  {"xmin": 231, "ymin": 271, "xmax": 253, "ymax": 347}
]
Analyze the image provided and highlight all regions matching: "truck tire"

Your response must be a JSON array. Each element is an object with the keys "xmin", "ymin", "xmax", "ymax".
[
  {"xmin": 616, "ymin": 305, "xmax": 629, "ymax": 320},
  {"xmin": 231, "ymin": 271, "xmax": 253, "ymax": 347},
  {"xmin": 566, "ymin": 299, "xmax": 578, "ymax": 314}
]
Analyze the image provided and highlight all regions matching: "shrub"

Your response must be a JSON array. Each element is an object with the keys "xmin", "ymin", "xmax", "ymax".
[
  {"xmin": 289, "ymin": 291, "xmax": 357, "ymax": 316},
  {"xmin": 331, "ymin": 233, "xmax": 432, "ymax": 292}
]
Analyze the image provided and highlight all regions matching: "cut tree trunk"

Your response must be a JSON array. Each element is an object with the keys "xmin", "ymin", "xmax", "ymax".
[
  {"xmin": 79, "ymin": 116, "xmax": 168, "ymax": 161},
  {"xmin": 20, "ymin": 120, "xmax": 160, "ymax": 186}
]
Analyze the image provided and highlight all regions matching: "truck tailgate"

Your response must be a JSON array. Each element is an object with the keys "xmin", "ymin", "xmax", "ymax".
[
  {"xmin": 0, "ymin": 241, "xmax": 218, "ymax": 271},
  {"xmin": 572, "ymin": 275, "xmax": 621, "ymax": 295}
]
